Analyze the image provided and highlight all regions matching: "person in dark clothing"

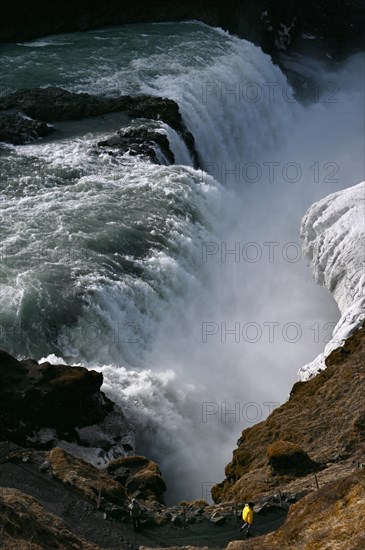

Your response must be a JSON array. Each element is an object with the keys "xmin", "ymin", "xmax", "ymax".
[{"xmin": 129, "ymin": 498, "xmax": 141, "ymax": 530}]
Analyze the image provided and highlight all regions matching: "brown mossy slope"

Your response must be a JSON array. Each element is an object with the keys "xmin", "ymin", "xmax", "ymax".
[
  {"xmin": 48, "ymin": 447, "xmax": 127, "ymax": 505},
  {"xmin": 212, "ymin": 322, "xmax": 365, "ymax": 503},
  {"xmin": 0, "ymin": 487, "xmax": 104, "ymax": 550},
  {"xmin": 227, "ymin": 469, "xmax": 365, "ymax": 550},
  {"xmin": 106, "ymin": 455, "xmax": 167, "ymax": 504},
  {"xmin": 46, "ymin": 448, "xmax": 166, "ymax": 507}
]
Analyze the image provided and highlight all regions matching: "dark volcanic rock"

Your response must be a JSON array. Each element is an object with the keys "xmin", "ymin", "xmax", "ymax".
[
  {"xmin": 0, "ymin": 111, "xmax": 54, "ymax": 144},
  {"xmin": 125, "ymin": 96, "xmax": 182, "ymax": 133},
  {"xmin": 0, "ymin": 349, "xmax": 107, "ymax": 432},
  {"xmin": 0, "ymin": 87, "xmax": 112, "ymax": 121},
  {"xmin": 0, "ymin": 349, "xmax": 134, "ymax": 464},
  {"xmin": 0, "ymin": 87, "xmax": 110, "ymax": 122},
  {"xmin": 0, "ymin": 87, "xmax": 199, "ymax": 164},
  {"xmin": 97, "ymin": 126, "xmax": 175, "ymax": 165},
  {"xmin": 0, "ymin": 88, "xmax": 180, "ymax": 129}
]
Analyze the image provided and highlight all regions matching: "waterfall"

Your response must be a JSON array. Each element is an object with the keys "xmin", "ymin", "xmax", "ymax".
[{"xmin": 0, "ymin": 23, "xmax": 363, "ymax": 502}]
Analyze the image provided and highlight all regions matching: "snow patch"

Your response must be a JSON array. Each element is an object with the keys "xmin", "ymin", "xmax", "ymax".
[{"xmin": 298, "ymin": 181, "xmax": 365, "ymax": 380}]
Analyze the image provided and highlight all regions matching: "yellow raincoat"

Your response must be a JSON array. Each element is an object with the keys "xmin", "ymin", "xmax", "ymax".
[{"xmin": 242, "ymin": 504, "xmax": 253, "ymax": 524}]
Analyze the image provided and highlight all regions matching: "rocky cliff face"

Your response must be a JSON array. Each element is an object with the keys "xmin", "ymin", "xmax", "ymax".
[
  {"xmin": 0, "ymin": 349, "xmax": 135, "ymax": 466},
  {"xmin": 1, "ymin": 1, "xmax": 364, "ymax": 60},
  {"xmin": 212, "ymin": 320, "xmax": 365, "ymax": 504}
]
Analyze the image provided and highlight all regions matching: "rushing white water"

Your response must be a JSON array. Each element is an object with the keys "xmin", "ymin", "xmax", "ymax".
[{"xmin": 0, "ymin": 23, "xmax": 364, "ymax": 502}]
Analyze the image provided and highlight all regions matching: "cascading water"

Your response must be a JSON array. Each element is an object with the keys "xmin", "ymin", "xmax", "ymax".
[{"xmin": 0, "ymin": 22, "xmax": 363, "ymax": 502}]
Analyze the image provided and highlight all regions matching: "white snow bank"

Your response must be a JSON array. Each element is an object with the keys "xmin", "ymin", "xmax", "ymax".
[{"xmin": 298, "ymin": 181, "xmax": 365, "ymax": 380}]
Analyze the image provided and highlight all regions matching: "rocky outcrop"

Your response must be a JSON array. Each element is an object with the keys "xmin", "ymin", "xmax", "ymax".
[
  {"xmin": 0, "ymin": 350, "xmax": 134, "ymax": 466},
  {"xmin": 0, "ymin": 87, "xmax": 198, "ymax": 164},
  {"xmin": 106, "ymin": 455, "xmax": 166, "ymax": 504},
  {"xmin": 212, "ymin": 322, "xmax": 365, "ymax": 503},
  {"xmin": 48, "ymin": 447, "xmax": 127, "ymax": 505},
  {"xmin": 0, "ymin": 88, "xmax": 180, "ymax": 127},
  {"xmin": 1, "ymin": 1, "xmax": 364, "ymax": 60},
  {"xmin": 97, "ymin": 126, "xmax": 175, "ymax": 165},
  {"xmin": 1, "ymin": 87, "xmax": 111, "ymax": 121},
  {"xmin": 0, "ymin": 111, "xmax": 54, "ymax": 145}
]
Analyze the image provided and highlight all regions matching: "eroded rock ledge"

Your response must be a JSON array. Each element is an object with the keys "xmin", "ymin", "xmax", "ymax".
[
  {"xmin": 0, "ymin": 349, "xmax": 134, "ymax": 465},
  {"xmin": 0, "ymin": 87, "xmax": 199, "ymax": 166}
]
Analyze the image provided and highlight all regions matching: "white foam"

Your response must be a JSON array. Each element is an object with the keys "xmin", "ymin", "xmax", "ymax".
[
  {"xmin": 18, "ymin": 39, "xmax": 71, "ymax": 47},
  {"xmin": 39, "ymin": 354, "xmax": 68, "ymax": 365}
]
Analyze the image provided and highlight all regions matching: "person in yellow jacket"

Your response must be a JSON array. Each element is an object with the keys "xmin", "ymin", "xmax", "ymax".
[{"xmin": 239, "ymin": 501, "xmax": 254, "ymax": 537}]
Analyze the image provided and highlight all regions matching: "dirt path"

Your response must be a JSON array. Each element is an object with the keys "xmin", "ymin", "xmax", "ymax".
[{"xmin": 0, "ymin": 457, "xmax": 287, "ymax": 549}]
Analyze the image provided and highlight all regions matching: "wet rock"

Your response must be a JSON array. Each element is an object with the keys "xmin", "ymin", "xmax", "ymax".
[
  {"xmin": 97, "ymin": 125, "xmax": 175, "ymax": 165},
  {"xmin": 0, "ymin": 87, "xmax": 199, "ymax": 165},
  {"xmin": 0, "ymin": 349, "xmax": 134, "ymax": 465},
  {"xmin": 0, "ymin": 350, "xmax": 105, "ymax": 432},
  {"xmin": 124, "ymin": 96, "xmax": 181, "ymax": 133},
  {"xmin": 0, "ymin": 88, "xmax": 181, "ymax": 128},
  {"xmin": 0, "ymin": 111, "xmax": 54, "ymax": 144},
  {"xmin": 0, "ymin": 87, "xmax": 113, "ymax": 121}
]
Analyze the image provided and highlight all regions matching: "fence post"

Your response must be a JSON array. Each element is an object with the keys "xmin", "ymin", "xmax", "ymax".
[{"xmin": 314, "ymin": 475, "xmax": 319, "ymax": 490}]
